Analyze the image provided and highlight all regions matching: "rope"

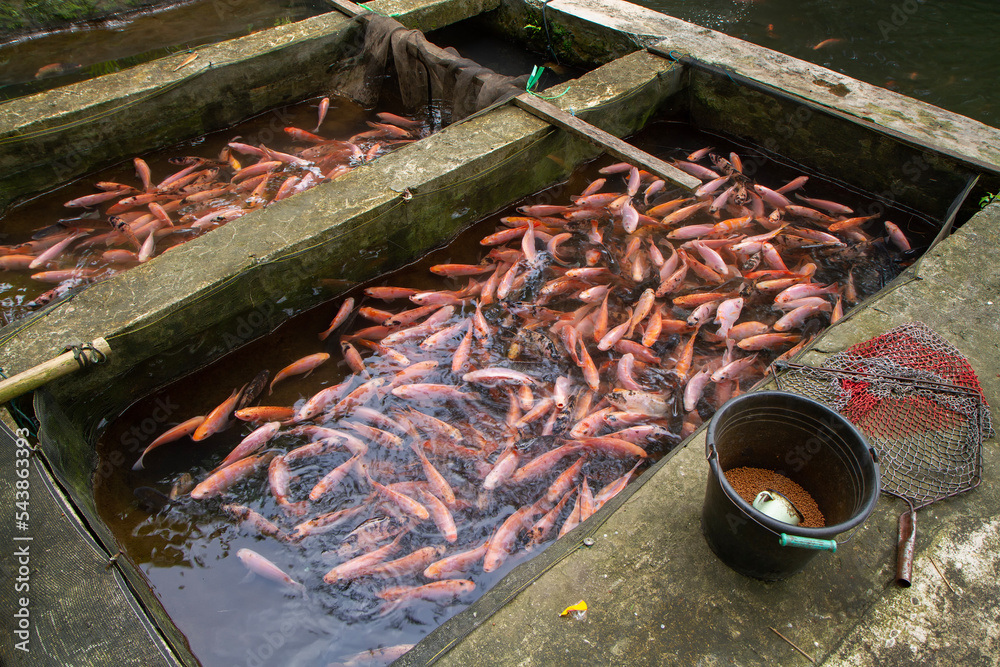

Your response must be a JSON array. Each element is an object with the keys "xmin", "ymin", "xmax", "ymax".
[
  {"xmin": 660, "ymin": 48, "xmax": 738, "ymax": 85},
  {"xmin": 64, "ymin": 342, "xmax": 108, "ymax": 370},
  {"xmin": 540, "ymin": 0, "xmax": 560, "ymax": 66},
  {"xmin": 0, "ymin": 367, "xmax": 40, "ymax": 438}
]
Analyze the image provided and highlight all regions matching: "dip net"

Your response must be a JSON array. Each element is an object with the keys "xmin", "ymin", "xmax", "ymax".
[{"xmin": 774, "ymin": 321, "xmax": 992, "ymax": 584}]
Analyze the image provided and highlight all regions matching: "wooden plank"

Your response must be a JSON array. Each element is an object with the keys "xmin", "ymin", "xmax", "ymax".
[
  {"xmin": 324, "ymin": 0, "xmax": 365, "ymax": 17},
  {"xmin": 0, "ymin": 338, "xmax": 111, "ymax": 405},
  {"xmin": 513, "ymin": 93, "xmax": 700, "ymax": 191}
]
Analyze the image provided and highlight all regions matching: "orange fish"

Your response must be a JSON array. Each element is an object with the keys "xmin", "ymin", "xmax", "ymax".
[
  {"xmin": 323, "ymin": 532, "xmax": 407, "ymax": 583},
  {"xmin": 190, "ymin": 452, "xmax": 273, "ymax": 499},
  {"xmin": 192, "ymin": 387, "xmax": 242, "ymax": 441},
  {"xmin": 813, "ymin": 38, "xmax": 843, "ymax": 50},
  {"xmin": 30, "ymin": 268, "xmax": 98, "ymax": 283},
  {"xmin": 35, "ymin": 63, "xmax": 67, "ymax": 78},
  {"xmin": 172, "ymin": 52, "xmax": 198, "ymax": 71},
  {"xmin": 269, "ymin": 353, "xmax": 330, "ymax": 394},
  {"xmin": 132, "ymin": 416, "xmax": 205, "ymax": 470},
  {"xmin": 234, "ymin": 406, "xmax": 295, "ymax": 423},
  {"xmin": 377, "ymin": 579, "xmax": 476, "ymax": 606},
  {"xmin": 366, "ymin": 546, "xmax": 448, "ymax": 579},
  {"xmin": 424, "ymin": 541, "xmax": 489, "ymax": 579},
  {"xmin": 483, "ymin": 504, "xmax": 542, "ymax": 572},
  {"xmin": 418, "ymin": 489, "xmax": 458, "ymax": 543}
]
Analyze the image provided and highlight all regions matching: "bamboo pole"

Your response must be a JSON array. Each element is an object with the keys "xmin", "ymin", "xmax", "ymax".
[{"xmin": 0, "ymin": 338, "xmax": 111, "ymax": 405}]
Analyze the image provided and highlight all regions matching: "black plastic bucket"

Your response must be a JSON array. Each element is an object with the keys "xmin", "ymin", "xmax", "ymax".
[{"xmin": 701, "ymin": 391, "xmax": 880, "ymax": 580}]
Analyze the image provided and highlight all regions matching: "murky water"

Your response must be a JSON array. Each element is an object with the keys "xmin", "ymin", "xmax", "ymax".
[
  {"xmin": 95, "ymin": 117, "xmax": 935, "ymax": 666},
  {"xmin": 0, "ymin": 0, "xmax": 329, "ymax": 101},
  {"xmin": 629, "ymin": 0, "xmax": 1000, "ymax": 128}
]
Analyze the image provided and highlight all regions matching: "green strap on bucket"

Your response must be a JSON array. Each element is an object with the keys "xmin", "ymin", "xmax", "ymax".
[{"xmin": 778, "ymin": 533, "xmax": 838, "ymax": 552}]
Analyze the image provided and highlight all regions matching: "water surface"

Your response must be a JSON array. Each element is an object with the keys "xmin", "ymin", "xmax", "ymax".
[{"xmin": 629, "ymin": 0, "xmax": 1000, "ymax": 128}]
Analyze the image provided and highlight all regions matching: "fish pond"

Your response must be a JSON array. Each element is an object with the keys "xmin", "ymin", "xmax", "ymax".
[
  {"xmin": 95, "ymin": 119, "xmax": 936, "ymax": 666},
  {"xmin": 630, "ymin": 0, "xmax": 1000, "ymax": 129},
  {"xmin": 0, "ymin": 0, "xmax": 331, "ymax": 101},
  {"xmin": 0, "ymin": 94, "xmax": 434, "ymax": 326}
]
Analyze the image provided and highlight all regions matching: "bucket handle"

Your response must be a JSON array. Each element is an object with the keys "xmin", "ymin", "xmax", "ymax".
[{"xmin": 778, "ymin": 533, "xmax": 837, "ymax": 552}]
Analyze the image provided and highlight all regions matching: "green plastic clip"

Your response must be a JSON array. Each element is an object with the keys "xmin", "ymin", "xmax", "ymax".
[
  {"xmin": 526, "ymin": 65, "xmax": 544, "ymax": 93},
  {"xmin": 778, "ymin": 533, "xmax": 838, "ymax": 552}
]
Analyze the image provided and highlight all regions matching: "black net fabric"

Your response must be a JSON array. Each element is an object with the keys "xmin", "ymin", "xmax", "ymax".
[
  {"xmin": 330, "ymin": 14, "xmax": 528, "ymax": 124},
  {"xmin": 0, "ymin": 421, "xmax": 181, "ymax": 666}
]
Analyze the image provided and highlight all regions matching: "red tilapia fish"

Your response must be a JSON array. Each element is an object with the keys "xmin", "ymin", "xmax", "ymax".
[
  {"xmin": 128, "ymin": 144, "xmax": 913, "ymax": 664},
  {"xmin": 0, "ymin": 99, "xmax": 430, "ymax": 317}
]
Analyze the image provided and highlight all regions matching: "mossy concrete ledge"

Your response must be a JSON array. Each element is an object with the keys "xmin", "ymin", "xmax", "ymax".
[
  {"xmin": 542, "ymin": 0, "xmax": 1000, "ymax": 170},
  {"xmin": 398, "ymin": 202, "xmax": 1000, "ymax": 666},
  {"xmin": 368, "ymin": 0, "xmax": 501, "ymax": 32}
]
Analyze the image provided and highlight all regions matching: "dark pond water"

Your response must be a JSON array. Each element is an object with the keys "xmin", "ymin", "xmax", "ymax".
[
  {"xmin": 0, "ymin": 0, "xmax": 329, "ymax": 100},
  {"xmin": 630, "ymin": 0, "xmax": 1000, "ymax": 129}
]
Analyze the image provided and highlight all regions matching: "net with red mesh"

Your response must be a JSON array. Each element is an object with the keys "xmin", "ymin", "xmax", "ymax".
[{"xmin": 774, "ymin": 321, "xmax": 992, "ymax": 510}]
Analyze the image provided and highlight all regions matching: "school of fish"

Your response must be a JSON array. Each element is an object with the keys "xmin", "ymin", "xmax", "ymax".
[
  {"xmin": 0, "ymin": 99, "xmax": 426, "ymax": 311},
  {"xmin": 132, "ymin": 144, "xmax": 914, "ymax": 662}
]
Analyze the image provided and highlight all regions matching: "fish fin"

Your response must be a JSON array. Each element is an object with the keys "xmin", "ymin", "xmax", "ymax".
[{"xmin": 378, "ymin": 599, "xmax": 402, "ymax": 617}]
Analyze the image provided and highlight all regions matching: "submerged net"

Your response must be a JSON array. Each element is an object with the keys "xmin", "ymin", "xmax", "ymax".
[
  {"xmin": 775, "ymin": 321, "xmax": 992, "ymax": 510},
  {"xmin": 329, "ymin": 14, "xmax": 528, "ymax": 124}
]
